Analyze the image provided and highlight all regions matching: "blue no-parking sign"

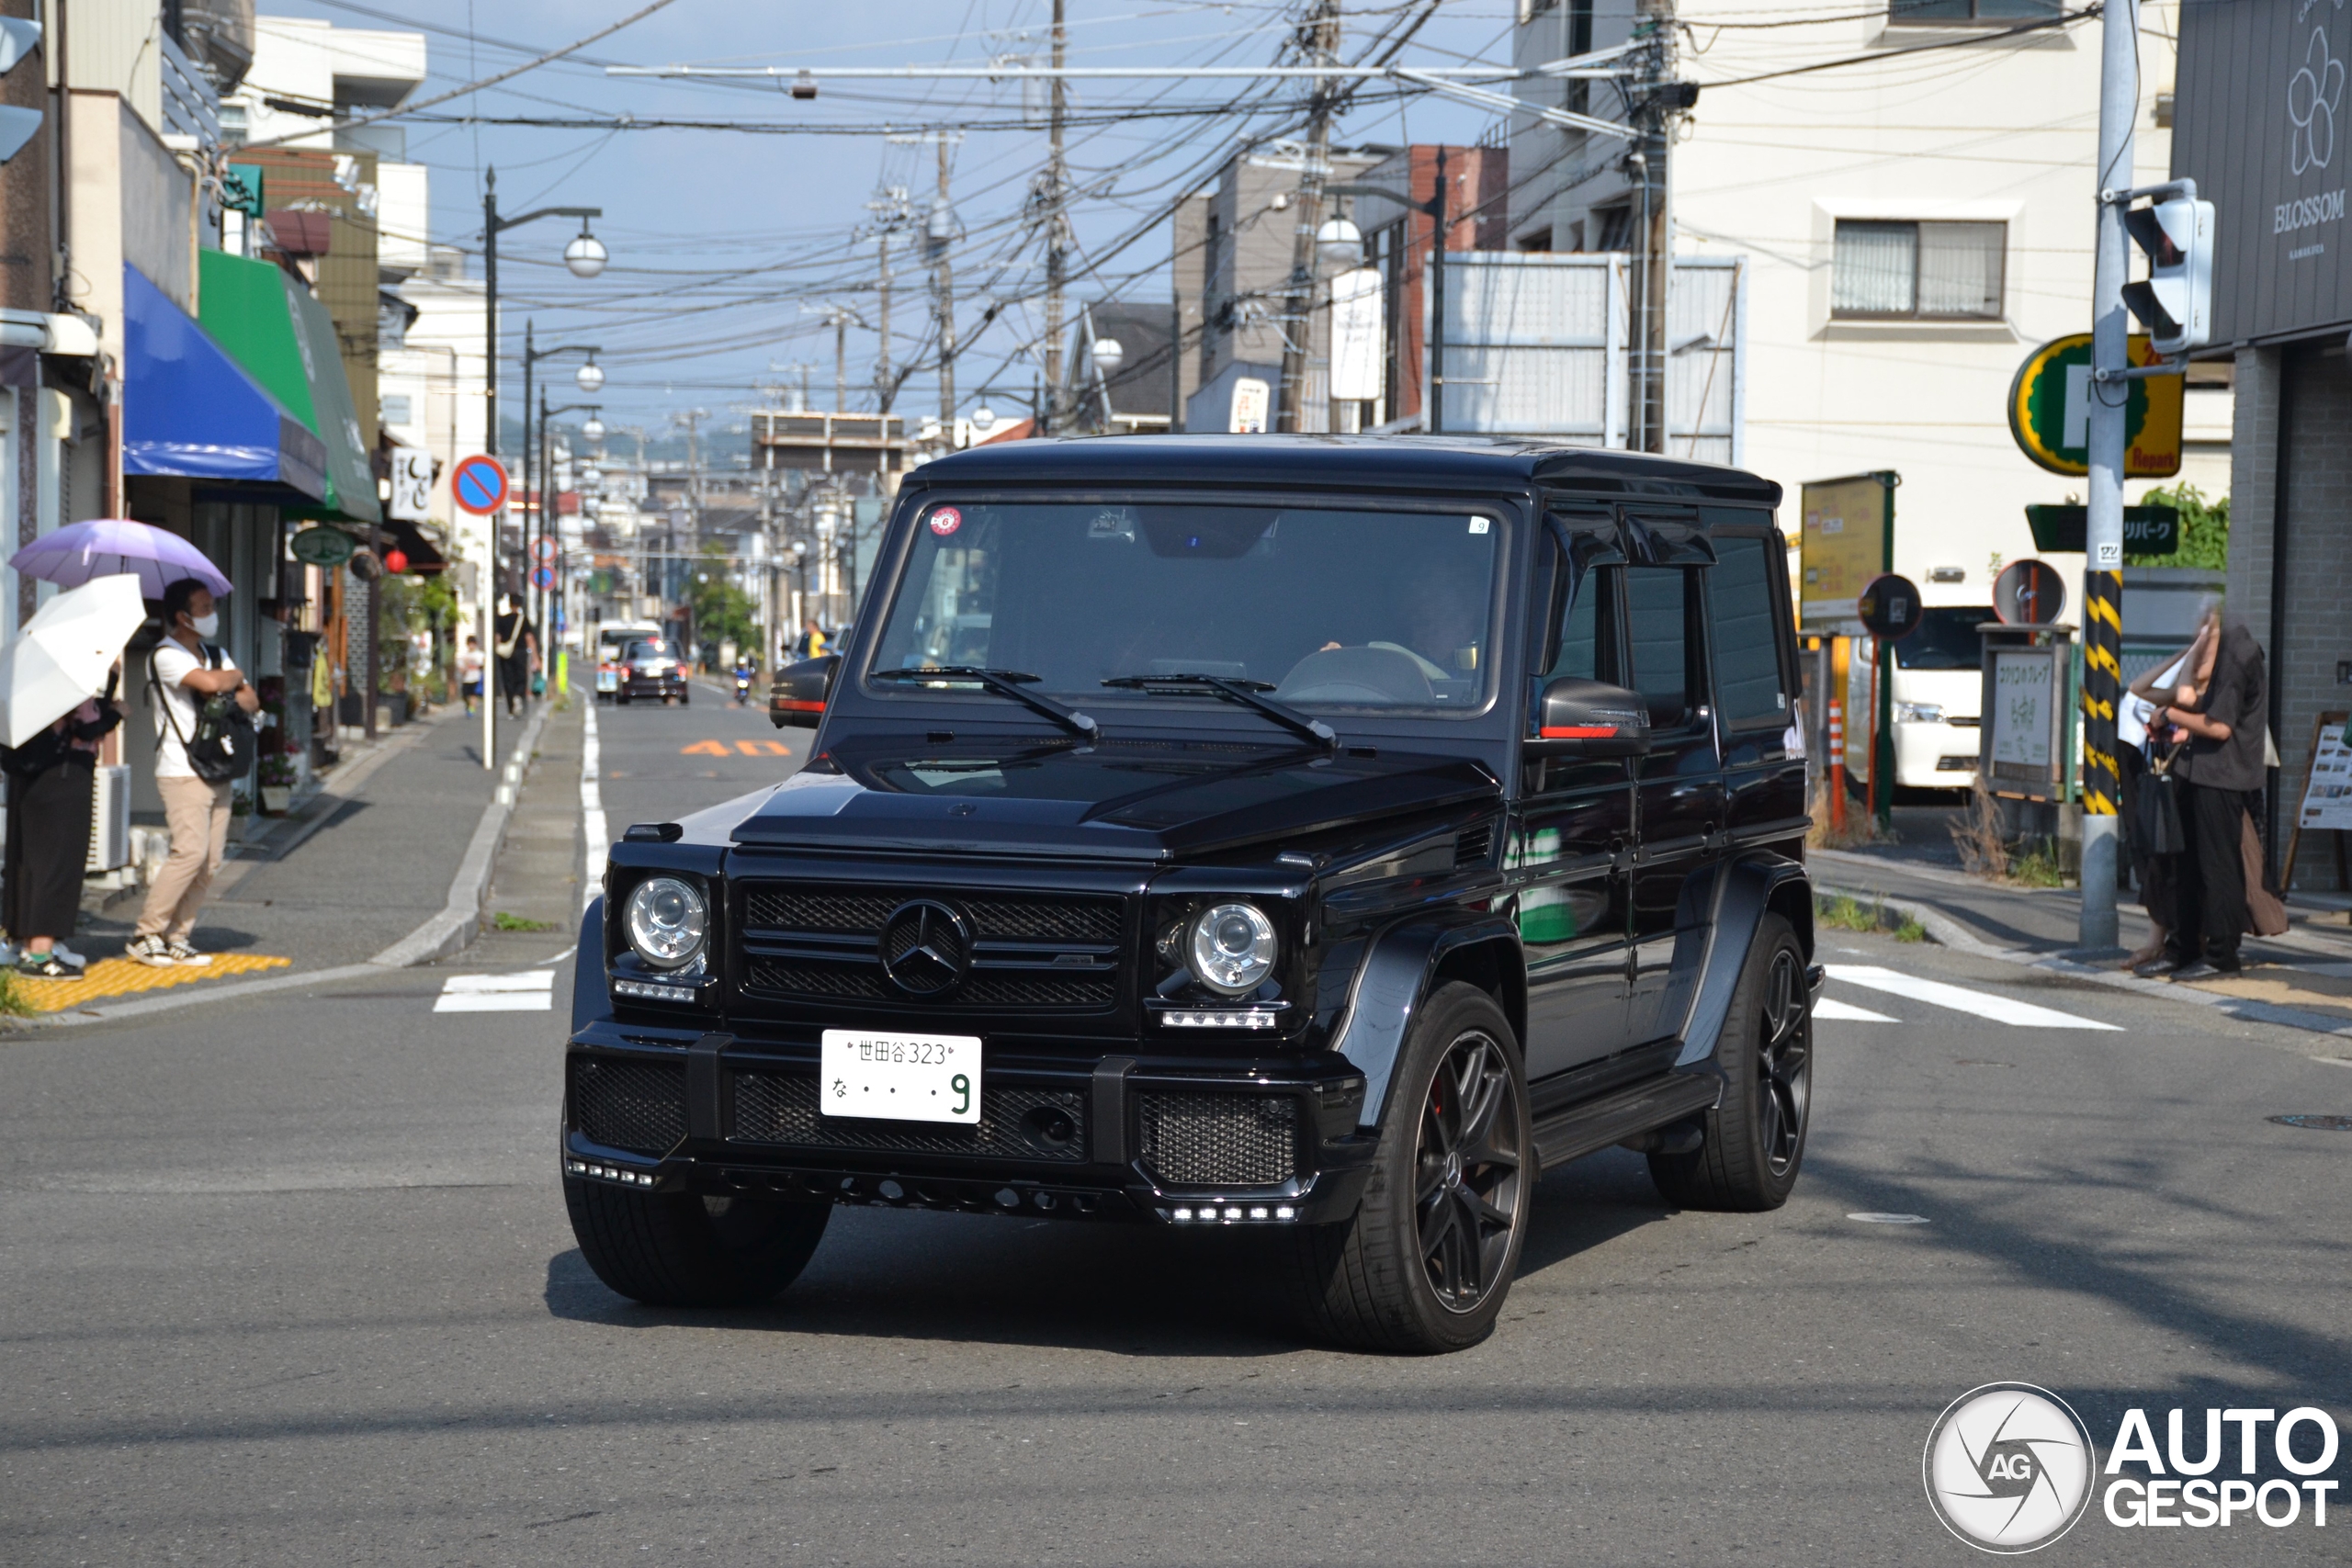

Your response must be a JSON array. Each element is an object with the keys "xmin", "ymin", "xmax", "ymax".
[{"xmin": 451, "ymin": 454, "xmax": 510, "ymax": 516}]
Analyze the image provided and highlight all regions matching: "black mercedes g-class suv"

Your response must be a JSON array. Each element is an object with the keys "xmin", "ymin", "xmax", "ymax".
[{"xmin": 562, "ymin": 435, "xmax": 1821, "ymax": 1353}]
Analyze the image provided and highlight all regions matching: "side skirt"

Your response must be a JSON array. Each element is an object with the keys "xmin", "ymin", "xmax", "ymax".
[{"xmin": 1531, "ymin": 1072, "xmax": 1720, "ymax": 1171}]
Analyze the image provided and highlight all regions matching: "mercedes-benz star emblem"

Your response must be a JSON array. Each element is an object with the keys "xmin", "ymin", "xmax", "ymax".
[{"xmin": 880, "ymin": 900, "xmax": 971, "ymax": 997}]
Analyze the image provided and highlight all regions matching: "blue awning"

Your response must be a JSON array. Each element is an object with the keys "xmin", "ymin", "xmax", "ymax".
[{"xmin": 122, "ymin": 265, "xmax": 327, "ymax": 502}]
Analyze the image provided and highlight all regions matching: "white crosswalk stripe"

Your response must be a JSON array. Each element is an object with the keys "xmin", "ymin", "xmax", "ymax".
[
  {"xmin": 1814, "ymin": 997, "xmax": 1899, "ymax": 1023},
  {"xmin": 435, "ymin": 971, "xmax": 556, "ymax": 1013},
  {"xmin": 1825, "ymin": 964, "xmax": 2121, "ymax": 1031}
]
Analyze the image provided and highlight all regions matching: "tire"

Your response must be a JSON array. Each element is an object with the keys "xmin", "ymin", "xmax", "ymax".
[
  {"xmin": 617, "ymin": 693, "xmax": 631, "ymax": 706},
  {"xmin": 680, "ymin": 690, "xmax": 690, "ymax": 706},
  {"xmin": 1647, "ymin": 913, "xmax": 1811, "ymax": 1212},
  {"xmin": 564, "ymin": 1177, "xmax": 831, "ymax": 1307},
  {"xmin": 1285, "ymin": 982, "xmax": 1532, "ymax": 1353}
]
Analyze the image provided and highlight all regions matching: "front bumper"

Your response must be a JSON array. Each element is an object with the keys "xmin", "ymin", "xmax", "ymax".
[
  {"xmin": 560, "ymin": 1021, "xmax": 1377, "ymax": 1227},
  {"xmin": 619, "ymin": 673, "xmax": 689, "ymax": 698}
]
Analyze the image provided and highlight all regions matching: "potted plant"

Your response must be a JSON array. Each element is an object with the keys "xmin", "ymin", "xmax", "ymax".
[{"xmin": 257, "ymin": 751, "xmax": 297, "ymax": 815}]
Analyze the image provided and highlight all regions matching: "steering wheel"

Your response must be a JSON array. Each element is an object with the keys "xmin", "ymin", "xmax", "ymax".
[{"xmin": 1274, "ymin": 646, "xmax": 1438, "ymax": 705}]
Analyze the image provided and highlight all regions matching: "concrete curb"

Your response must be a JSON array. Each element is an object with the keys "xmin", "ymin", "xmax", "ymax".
[
  {"xmin": 1813, "ymin": 882, "xmax": 2352, "ymax": 1047},
  {"xmin": 366, "ymin": 701, "xmax": 555, "ymax": 968}
]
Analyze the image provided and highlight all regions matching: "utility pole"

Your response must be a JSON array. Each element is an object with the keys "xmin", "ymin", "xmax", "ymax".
[
  {"xmin": 2079, "ymin": 0, "xmax": 2136, "ymax": 952},
  {"xmin": 1040, "ymin": 0, "xmax": 1068, "ymax": 434},
  {"xmin": 934, "ymin": 136, "xmax": 962, "ymax": 437},
  {"xmin": 1630, "ymin": 0, "xmax": 1678, "ymax": 455},
  {"xmin": 1278, "ymin": 0, "xmax": 1342, "ymax": 434},
  {"xmin": 876, "ymin": 231, "xmax": 893, "ymax": 403},
  {"xmin": 833, "ymin": 310, "xmax": 849, "ymax": 411}
]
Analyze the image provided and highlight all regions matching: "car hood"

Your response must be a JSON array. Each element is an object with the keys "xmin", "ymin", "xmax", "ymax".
[{"xmin": 728, "ymin": 735, "xmax": 1501, "ymax": 860}]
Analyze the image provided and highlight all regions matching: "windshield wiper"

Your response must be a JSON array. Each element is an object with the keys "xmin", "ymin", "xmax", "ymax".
[
  {"xmin": 1101, "ymin": 672, "xmax": 1337, "ymax": 752},
  {"xmin": 873, "ymin": 665, "xmax": 1100, "ymax": 740}
]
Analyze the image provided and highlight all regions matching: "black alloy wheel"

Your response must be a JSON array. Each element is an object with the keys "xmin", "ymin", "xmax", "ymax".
[
  {"xmin": 1285, "ymin": 982, "xmax": 1533, "ymax": 1353},
  {"xmin": 1755, "ymin": 946, "xmax": 1810, "ymax": 1178},
  {"xmin": 1416, "ymin": 1029, "xmax": 1527, "ymax": 1314},
  {"xmin": 1648, "ymin": 912, "xmax": 1812, "ymax": 1212}
]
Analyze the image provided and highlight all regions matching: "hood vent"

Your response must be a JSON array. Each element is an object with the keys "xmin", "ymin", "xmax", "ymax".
[{"xmin": 1455, "ymin": 824, "xmax": 1494, "ymax": 869}]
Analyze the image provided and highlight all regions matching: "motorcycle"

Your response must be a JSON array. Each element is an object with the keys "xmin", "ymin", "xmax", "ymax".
[{"xmin": 733, "ymin": 671, "xmax": 753, "ymax": 705}]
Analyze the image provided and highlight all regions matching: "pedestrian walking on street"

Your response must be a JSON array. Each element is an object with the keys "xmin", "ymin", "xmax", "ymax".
[
  {"xmin": 128, "ymin": 579, "xmax": 259, "ymax": 968},
  {"xmin": 3, "ymin": 683, "xmax": 120, "ymax": 977},
  {"xmin": 2143, "ymin": 611, "xmax": 2268, "ymax": 980},
  {"xmin": 492, "ymin": 592, "xmax": 537, "ymax": 716},
  {"xmin": 459, "ymin": 636, "xmax": 484, "ymax": 716},
  {"xmin": 2119, "ymin": 631, "xmax": 2205, "ymax": 970}
]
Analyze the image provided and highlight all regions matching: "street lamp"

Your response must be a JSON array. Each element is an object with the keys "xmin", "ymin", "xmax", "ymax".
[
  {"xmin": 481, "ymin": 168, "xmax": 606, "ymax": 457},
  {"xmin": 538, "ymin": 393, "xmax": 605, "ymax": 662},
  {"xmin": 575, "ymin": 356, "xmax": 606, "ymax": 394},
  {"xmin": 563, "ymin": 221, "xmax": 609, "ymax": 279},
  {"xmin": 516, "ymin": 325, "xmax": 601, "ymax": 644},
  {"xmin": 582, "ymin": 414, "xmax": 607, "ymax": 444}
]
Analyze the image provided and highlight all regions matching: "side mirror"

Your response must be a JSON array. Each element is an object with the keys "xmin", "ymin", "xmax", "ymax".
[
  {"xmin": 769, "ymin": 654, "xmax": 840, "ymax": 729},
  {"xmin": 1530, "ymin": 676, "xmax": 1652, "ymax": 757}
]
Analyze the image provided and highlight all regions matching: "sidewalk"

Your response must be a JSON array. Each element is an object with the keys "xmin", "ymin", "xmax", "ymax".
[
  {"xmin": 1813, "ymin": 840, "xmax": 2352, "ymax": 1042},
  {"xmin": 12, "ymin": 698, "xmax": 568, "ymax": 1020}
]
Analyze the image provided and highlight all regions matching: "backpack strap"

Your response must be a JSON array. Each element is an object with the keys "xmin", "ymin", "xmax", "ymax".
[{"xmin": 149, "ymin": 647, "xmax": 198, "ymax": 753}]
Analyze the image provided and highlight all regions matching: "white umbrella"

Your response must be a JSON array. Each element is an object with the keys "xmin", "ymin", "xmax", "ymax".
[{"xmin": 0, "ymin": 574, "xmax": 148, "ymax": 748}]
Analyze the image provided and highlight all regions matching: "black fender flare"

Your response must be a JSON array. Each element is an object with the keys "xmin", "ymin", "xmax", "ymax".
[
  {"xmin": 1671, "ymin": 851, "xmax": 1813, "ymax": 1070},
  {"xmin": 1331, "ymin": 912, "xmax": 1524, "ymax": 1133},
  {"xmin": 571, "ymin": 895, "xmax": 610, "ymax": 1035}
]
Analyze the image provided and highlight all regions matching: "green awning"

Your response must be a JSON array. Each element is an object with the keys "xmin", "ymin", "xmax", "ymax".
[{"xmin": 197, "ymin": 250, "xmax": 381, "ymax": 523}]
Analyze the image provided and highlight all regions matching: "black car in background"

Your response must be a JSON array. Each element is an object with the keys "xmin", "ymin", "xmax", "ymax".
[
  {"xmin": 615, "ymin": 637, "xmax": 690, "ymax": 705},
  {"xmin": 562, "ymin": 435, "xmax": 1820, "ymax": 1352}
]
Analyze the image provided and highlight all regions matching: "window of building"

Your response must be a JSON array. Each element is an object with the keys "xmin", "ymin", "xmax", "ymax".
[
  {"xmin": 1831, "ymin": 220, "xmax": 2006, "ymax": 320},
  {"xmin": 380, "ymin": 394, "xmax": 413, "ymax": 426},
  {"xmin": 1891, "ymin": 0, "xmax": 2060, "ymax": 22}
]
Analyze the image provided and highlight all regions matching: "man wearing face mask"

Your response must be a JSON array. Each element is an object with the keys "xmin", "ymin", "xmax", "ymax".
[{"xmin": 128, "ymin": 578, "xmax": 260, "ymax": 967}]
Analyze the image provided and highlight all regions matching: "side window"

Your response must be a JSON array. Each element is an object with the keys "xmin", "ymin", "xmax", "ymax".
[
  {"xmin": 1708, "ymin": 536, "xmax": 1790, "ymax": 729},
  {"xmin": 1539, "ymin": 560, "xmax": 1619, "ymax": 685},
  {"xmin": 1623, "ymin": 566, "xmax": 1700, "ymax": 726}
]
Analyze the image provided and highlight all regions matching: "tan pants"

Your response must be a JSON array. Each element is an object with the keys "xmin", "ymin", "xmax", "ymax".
[{"xmin": 135, "ymin": 776, "xmax": 232, "ymax": 942}]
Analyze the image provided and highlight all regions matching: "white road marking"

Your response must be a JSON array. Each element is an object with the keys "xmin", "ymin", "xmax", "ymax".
[
  {"xmin": 1815, "ymin": 997, "xmax": 1899, "ymax": 1023},
  {"xmin": 582, "ymin": 698, "xmax": 608, "ymax": 913},
  {"xmin": 1826, "ymin": 964, "xmax": 2122, "ymax": 1031},
  {"xmin": 435, "ymin": 970, "xmax": 556, "ymax": 1012}
]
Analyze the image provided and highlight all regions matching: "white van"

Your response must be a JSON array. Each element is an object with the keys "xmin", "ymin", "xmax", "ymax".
[{"xmin": 1846, "ymin": 605, "xmax": 1993, "ymax": 793}]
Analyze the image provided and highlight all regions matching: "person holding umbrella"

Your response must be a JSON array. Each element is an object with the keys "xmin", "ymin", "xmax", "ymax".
[
  {"xmin": 6, "ymin": 523, "xmax": 245, "ymax": 969},
  {"xmin": 0, "ymin": 574, "xmax": 145, "ymax": 978}
]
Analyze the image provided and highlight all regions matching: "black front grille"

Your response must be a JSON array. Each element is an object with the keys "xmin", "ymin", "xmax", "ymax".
[
  {"xmin": 738, "ymin": 882, "xmax": 1126, "ymax": 1012},
  {"xmin": 732, "ymin": 1071, "xmax": 1089, "ymax": 1163},
  {"xmin": 570, "ymin": 1056, "xmax": 686, "ymax": 1155},
  {"xmin": 1136, "ymin": 1091, "xmax": 1299, "ymax": 1188}
]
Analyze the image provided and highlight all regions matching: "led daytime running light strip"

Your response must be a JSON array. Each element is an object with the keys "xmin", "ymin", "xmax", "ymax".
[
  {"xmin": 613, "ymin": 976, "xmax": 697, "ymax": 1003},
  {"xmin": 1171, "ymin": 1204, "xmax": 1296, "ymax": 1223},
  {"xmin": 1159, "ymin": 1009, "xmax": 1280, "ymax": 1029}
]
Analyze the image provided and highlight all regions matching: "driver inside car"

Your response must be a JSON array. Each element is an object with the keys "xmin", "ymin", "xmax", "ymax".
[{"xmin": 1300, "ymin": 571, "xmax": 1486, "ymax": 689}]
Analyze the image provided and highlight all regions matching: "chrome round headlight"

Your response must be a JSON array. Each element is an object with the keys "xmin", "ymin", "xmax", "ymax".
[
  {"xmin": 624, "ymin": 875, "xmax": 707, "ymax": 968},
  {"xmin": 1187, "ymin": 902, "xmax": 1276, "ymax": 996}
]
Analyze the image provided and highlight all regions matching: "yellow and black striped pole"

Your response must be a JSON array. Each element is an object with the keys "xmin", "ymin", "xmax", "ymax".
[{"xmin": 2081, "ymin": 569, "xmax": 2122, "ymax": 820}]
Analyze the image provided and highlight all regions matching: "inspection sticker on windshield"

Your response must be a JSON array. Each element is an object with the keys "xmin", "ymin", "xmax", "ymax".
[
  {"xmin": 821, "ymin": 1030, "xmax": 982, "ymax": 1124},
  {"xmin": 928, "ymin": 506, "xmax": 963, "ymax": 536},
  {"xmin": 1467, "ymin": 517, "xmax": 1490, "ymax": 534}
]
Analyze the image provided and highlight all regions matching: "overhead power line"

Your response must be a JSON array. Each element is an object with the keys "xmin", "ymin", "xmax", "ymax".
[{"xmin": 243, "ymin": 0, "xmax": 684, "ymax": 151}]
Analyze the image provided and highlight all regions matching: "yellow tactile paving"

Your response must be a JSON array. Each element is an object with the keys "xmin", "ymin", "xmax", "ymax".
[{"xmin": 10, "ymin": 953, "xmax": 293, "ymax": 1013}]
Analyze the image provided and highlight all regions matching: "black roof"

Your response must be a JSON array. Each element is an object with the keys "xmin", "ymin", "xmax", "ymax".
[{"xmin": 910, "ymin": 434, "xmax": 1781, "ymax": 507}]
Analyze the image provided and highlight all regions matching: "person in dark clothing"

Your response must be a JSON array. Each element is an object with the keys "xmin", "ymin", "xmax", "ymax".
[
  {"xmin": 2147, "ymin": 619, "xmax": 2267, "ymax": 978},
  {"xmin": 4, "ymin": 688, "xmax": 122, "ymax": 978},
  {"xmin": 492, "ymin": 592, "xmax": 538, "ymax": 716}
]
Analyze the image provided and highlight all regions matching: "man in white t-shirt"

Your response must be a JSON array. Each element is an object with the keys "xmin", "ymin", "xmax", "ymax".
[{"xmin": 129, "ymin": 578, "xmax": 259, "ymax": 967}]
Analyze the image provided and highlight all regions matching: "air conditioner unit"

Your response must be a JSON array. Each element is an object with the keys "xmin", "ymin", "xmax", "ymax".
[{"xmin": 86, "ymin": 764, "xmax": 130, "ymax": 872}]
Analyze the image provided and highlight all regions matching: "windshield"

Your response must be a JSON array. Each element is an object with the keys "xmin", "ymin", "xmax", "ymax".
[
  {"xmin": 1893, "ymin": 607, "xmax": 1991, "ymax": 671},
  {"xmin": 626, "ymin": 639, "xmax": 669, "ymax": 661},
  {"xmin": 870, "ymin": 501, "xmax": 1503, "ymax": 714}
]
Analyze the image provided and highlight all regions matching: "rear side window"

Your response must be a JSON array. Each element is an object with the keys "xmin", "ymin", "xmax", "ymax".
[
  {"xmin": 1624, "ymin": 567, "xmax": 1701, "ymax": 727},
  {"xmin": 1707, "ymin": 536, "xmax": 1789, "ymax": 729}
]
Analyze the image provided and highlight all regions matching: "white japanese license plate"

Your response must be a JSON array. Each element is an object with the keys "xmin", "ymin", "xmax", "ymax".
[{"xmin": 820, "ymin": 1029, "xmax": 982, "ymax": 1124}]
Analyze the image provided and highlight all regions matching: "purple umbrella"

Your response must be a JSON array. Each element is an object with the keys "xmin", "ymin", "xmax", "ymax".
[{"xmin": 8, "ymin": 518, "xmax": 232, "ymax": 599}]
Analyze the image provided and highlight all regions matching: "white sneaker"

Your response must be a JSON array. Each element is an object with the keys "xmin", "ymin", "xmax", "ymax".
[
  {"xmin": 164, "ymin": 940, "xmax": 212, "ymax": 967},
  {"xmin": 126, "ymin": 935, "xmax": 175, "ymax": 968}
]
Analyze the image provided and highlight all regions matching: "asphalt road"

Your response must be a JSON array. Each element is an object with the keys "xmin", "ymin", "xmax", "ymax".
[{"xmin": 5, "ymin": 688, "xmax": 2349, "ymax": 1565}]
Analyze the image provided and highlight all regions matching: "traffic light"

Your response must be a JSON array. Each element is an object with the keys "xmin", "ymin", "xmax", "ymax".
[
  {"xmin": 0, "ymin": 17, "xmax": 42, "ymax": 164},
  {"xmin": 2122, "ymin": 193, "xmax": 2214, "ymax": 356}
]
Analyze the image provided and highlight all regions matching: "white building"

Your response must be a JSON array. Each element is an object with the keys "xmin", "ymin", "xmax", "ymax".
[{"xmin": 1506, "ymin": 0, "xmax": 2230, "ymax": 607}]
